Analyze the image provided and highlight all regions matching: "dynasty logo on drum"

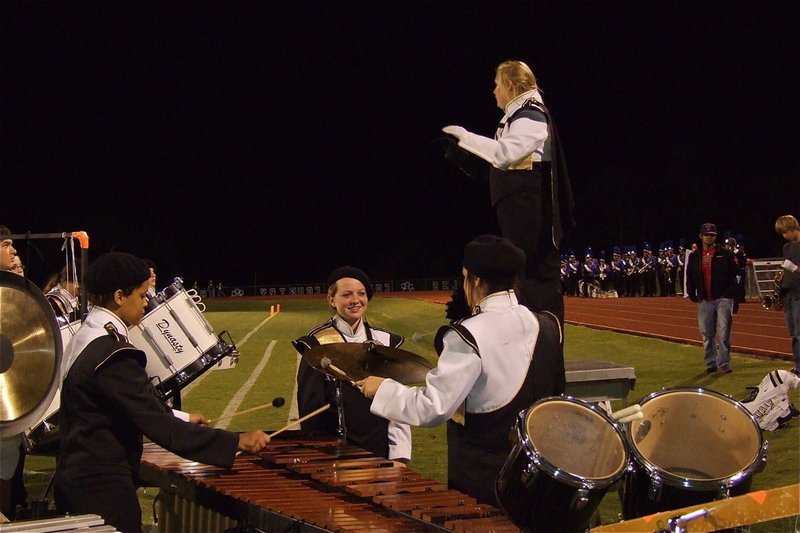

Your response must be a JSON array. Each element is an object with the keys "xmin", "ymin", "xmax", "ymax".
[{"xmin": 156, "ymin": 319, "xmax": 185, "ymax": 354}]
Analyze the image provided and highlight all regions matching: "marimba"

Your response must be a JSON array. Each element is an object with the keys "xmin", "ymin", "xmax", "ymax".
[{"xmin": 140, "ymin": 432, "xmax": 520, "ymax": 532}]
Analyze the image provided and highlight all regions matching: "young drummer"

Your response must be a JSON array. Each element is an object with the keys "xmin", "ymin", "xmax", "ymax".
[{"xmin": 54, "ymin": 252, "xmax": 268, "ymax": 533}]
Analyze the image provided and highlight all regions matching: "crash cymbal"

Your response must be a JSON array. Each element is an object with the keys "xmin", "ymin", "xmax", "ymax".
[
  {"xmin": 304, "ymin": 342, "xmax": 434, "ymax": 385},
  {"xmin": 0, "ymin": 270, "xmax": 62, "ymax": 438}
]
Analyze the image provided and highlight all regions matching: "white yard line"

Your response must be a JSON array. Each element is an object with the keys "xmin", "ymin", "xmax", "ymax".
[
  {"xmin": 287, "ymin": 354, "xmax": 302, "ymax": 425},
  {"xmin": 216, "ymin": 339, "xmax": 276, "ymax": 430},
  {"xmin": 182, "ymin": 313, "xmax": 277, "ymax": 398}
]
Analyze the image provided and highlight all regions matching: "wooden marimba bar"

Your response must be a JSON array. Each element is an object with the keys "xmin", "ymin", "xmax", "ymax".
[{"xmin": 140, "ymin": 433, "xmax": 520, "ymax": 533}]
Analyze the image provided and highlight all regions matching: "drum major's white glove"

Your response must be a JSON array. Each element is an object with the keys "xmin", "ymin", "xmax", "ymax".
[
  {"xmin": 781, "ymin": 259, "xmax": 798, "ymax": 273},
  {"xmin": 442, "ymin": 125, "xmax": 468, "ymax": 141}
]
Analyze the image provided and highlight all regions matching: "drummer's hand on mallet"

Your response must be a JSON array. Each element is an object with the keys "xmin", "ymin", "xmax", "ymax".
[
  {"xmin": 238, "ymin": 431, "xmax": 270, "ymax": 454},
  {"xmin": 354, "ymin": 376, "xmax": 385, "ymax": 399},
  {"xmin": 189, "ymin": 413, "xmax": 210, "ymax": 426}
]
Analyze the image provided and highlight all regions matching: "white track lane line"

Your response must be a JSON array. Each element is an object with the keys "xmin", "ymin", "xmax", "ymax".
[
  {"xmin": 216, "ymin": 339, "xmax": 276, "ymax": 430},
  {"xmin": 182, "ymin": 313, "xmax": 277, "ymax": 398}
]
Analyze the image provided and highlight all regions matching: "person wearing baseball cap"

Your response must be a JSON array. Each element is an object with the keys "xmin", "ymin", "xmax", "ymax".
[
  {"xmin": 685, "ymin": 223, "xmax": 738, "ymax": 373},
  {"xmin": 292, "ymin": 266, "xmax": 411, "ymax": 463},
  {"xmin": 54, "ymin": 252, "xmax": 269, "ymax": 532},
  {"xmin": 355, "ymin": 235, "xmax": 565, "ymax": 506}
]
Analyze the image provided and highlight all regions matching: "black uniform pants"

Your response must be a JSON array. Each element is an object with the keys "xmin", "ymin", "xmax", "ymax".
[
  {"xmin": 55, "ymin": 468, "xmax": 142, "ymax": 533},
  {"xmin": 495, "ymin": 191, "xmax": 563, "ymax": 322}
]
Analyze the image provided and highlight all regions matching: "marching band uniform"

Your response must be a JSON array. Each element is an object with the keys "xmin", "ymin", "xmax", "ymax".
[
  {"xmin": 640, "ymin": 245, "xmax": 658, "ymax": 297},
  {"xmin": 598, "ymin": 257, "xmax": 610, "ymax": 292},
  {"xmin": 624, "ymin": 247, "xmax": 640, "ymax": 297},
  {"xmin": 663, "ymin": 246, "xmax": 679, "ymax": 297},
  {"xmin": 610, "ymin": 248, "xmax": 626, "ymax": 296},
  {"xmin": 446, "ymin": 89, "xmax": 574, "ymax": 321},
  {"xmin": 676, "ymin": 240, "xmax": 687, "ymax": 296},
  {"xmin": 55, "ymin": 306, "xmax": 238, "ymax": 533},
  {"xmin": 294, "ymin": 316, "xmax": 412, "ymax": 461},
  {"xmin": 560, "ymin": 258, "xmax": 569, "ymax": 296},
  {"xmin": 369, "ymin": 290, "xmax": 564, "ymax": 505},
  {"xmin": 567, "ymin": 254, "xmax": 580, "ymax": 296},
  {"xmin": 581, "ymin": 250, "xmax": 599, "ymax": 297}
]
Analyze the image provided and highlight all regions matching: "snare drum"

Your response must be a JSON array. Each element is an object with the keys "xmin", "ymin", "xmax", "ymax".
[
  {"xmin": 128, "ymin": 278, "xmax": 231, "ymax": 399},
  {"xmin": 622, "ymin": 387, "xmax": 767, "ymax": 519},
  {"xmin": 25, "ymin": 318, "xmax": 81, "ymax": 455},
  {"xmin": 495, "ymin": 396, "xmax": 629, "ymax": 533}
]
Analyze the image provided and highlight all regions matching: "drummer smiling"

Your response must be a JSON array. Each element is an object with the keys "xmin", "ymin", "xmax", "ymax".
[
  {"xmin": 293, "ymin": 266, "xmax": 412, "ymax": 462},
  {"xmin": 356, "ymin": 235, "xmax": 565, "ymax": 506}
]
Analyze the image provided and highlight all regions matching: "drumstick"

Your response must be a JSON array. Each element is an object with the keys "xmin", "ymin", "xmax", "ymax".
[
  {"xmin": 610, "ymin": 403, "xmax": 641, "ymax": 421},
  {"xmin": 267, "ymin": 403, "xmax": 330, "ymax": 440},
  {"xmin": 617, "ymin": 411, "xmax": 644, "ymax": 424},
  {"xmin": 208, "ymin": 397, "xmax": 286, "ymax": 424},
  {"xmin": 320, "ymin": 357, "xmax": 356, "ymax": 383}
]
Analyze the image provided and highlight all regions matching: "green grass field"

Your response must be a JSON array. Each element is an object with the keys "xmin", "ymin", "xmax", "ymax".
[{"xmin": 24, "ymin": 296, "xmax": 800, "ymax": 531}]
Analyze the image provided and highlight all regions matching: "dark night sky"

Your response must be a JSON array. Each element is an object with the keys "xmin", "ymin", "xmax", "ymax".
[{"xmin": 2, "ymin": 1, "xmax": 798, "ymax": 289}]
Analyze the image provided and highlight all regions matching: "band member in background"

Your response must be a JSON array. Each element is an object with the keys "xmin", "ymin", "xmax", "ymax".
[
  {"xmin": 54, "ymin": 252, "xmax": 268, "ymax": 533},
  {"xmin": 293, "ymin": 266, "xmax": 412, "ymax": 462},
  {"xmin": 9, "ymin": 256, "xmax": 24, "ymax": 276},
  {"xmin": 355, "ymin": 235, "xmax": 565, "ymax": 506},
  {"xmin": 775, "ymin": 215, "xmax": 800, "ymax": 375},
  {"xmin": 686, "ymin": 223, "xmax": 738, "ymax": 374},
  {"xmin": 724, "ymin": 236, "xmax": 747, "ymax": 311},
  {"xmin": 676, "ymin": 239, "xmax": 687, "ymax": 296},
  {"xmin": 442, "ymin": 60, "xmax": 574, "ymax": 322},
  {"xmin": 640, "ymin": 243, "xmax": 658, "ymax": 297},
  {"xmin": 581, "ymin": 248, "xmax": 599, "ymax": 297},
  {"xmin": 598, "ymin": 254, "xmax": 611, "ymax": 292},
  {"xmin": 624, "ymin": 246, "xmax": 640, "ymax": 297},
  {"xmin": 0, "ymin": 225, "xmax": 27, "ymax": 520},
  {"xmin": 566, "ymin": 251, "xmax": 580, "ymax": 296},
  {"xmin": 44, "ymin": 265, "xmax": 81, "ymax": 320},
  {"xmin": 610, "ymin": 247, "xmax": 626, "ymax": 296},
  {"xmin": 662, "ymin": 242, "xmax": 679, "ymax": 297}
]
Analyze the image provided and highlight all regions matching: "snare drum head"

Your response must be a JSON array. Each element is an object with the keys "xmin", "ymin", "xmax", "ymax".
[
  {"xmin": 525, "ymin": 398, "xmax": 627, "ymax": 481},
  {"xmin": 629, "ymin": 389, "xmax": 762, "ymax": 482}
]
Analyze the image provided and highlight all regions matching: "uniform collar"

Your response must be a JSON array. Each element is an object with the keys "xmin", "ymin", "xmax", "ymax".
[
  {"xmin": 332, "ymin": 315, "xmax": 365, "ymax": 338},
  {"xmin": 86, "ymin": 306, "xmax": 129, "ymax": 338},
  {"xmin": 474, "ymin": 290, "xmax": 518, "ymax": 314},
  {"xmin": 503, "ymin": 89, "xmax": 542, "ymax": 118}
]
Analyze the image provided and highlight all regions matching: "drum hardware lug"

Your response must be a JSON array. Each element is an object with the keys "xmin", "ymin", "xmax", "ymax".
[
  {"xmin": 717, "ymin": 486, "xmax": 730, "ymax": 499},
  {"xmin": 647, "ymin": 475, "xmax": 663, "ymax": 501},
  {"xmin": 569, "ymin": 488, "xmax": 590, "ymax": 511},
  {"xmin": 521, "ymin": 463, "xmax": 539, "ymax": 488}
]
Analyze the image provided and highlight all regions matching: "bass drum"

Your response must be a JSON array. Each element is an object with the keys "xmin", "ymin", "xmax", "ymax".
[
  {"xmin": 622, "ymin": 387, "xmax": 767, "ymax": 519},
  {"xmin": 495, "ymin": 396, "xmax": 629, "ymax": 533},
  {"xmin": 24, "ymin": 317, "xmax": 81, "ymax": 455}
]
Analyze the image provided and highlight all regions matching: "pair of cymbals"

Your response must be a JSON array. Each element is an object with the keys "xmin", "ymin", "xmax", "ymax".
[{"xmin": 304, "ymin": 342, "xmax": 433, "ymax": 385}]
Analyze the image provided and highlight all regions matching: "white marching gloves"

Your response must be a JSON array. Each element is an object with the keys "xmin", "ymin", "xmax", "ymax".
[
  {"xmin": 781, "ymin": 259, "xmax": 798, "ymax": 273},
  {"xmin": 442, "ymin": 125, "xmax": 468, "ymax": 141}
]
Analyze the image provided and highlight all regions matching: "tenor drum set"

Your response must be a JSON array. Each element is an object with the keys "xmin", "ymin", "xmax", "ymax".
[{"xmin": 494, "ymin": 389, "xmax": 767, "ymax": 532}]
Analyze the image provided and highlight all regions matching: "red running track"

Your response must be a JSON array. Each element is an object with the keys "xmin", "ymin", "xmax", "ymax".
[
  {"xmin": 564, "ymin": 296, "xmax": 791, "ymax": 360},
  {"xmin": 399, "ymin": 292, "xmax": 791, "ymax": 360}
]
